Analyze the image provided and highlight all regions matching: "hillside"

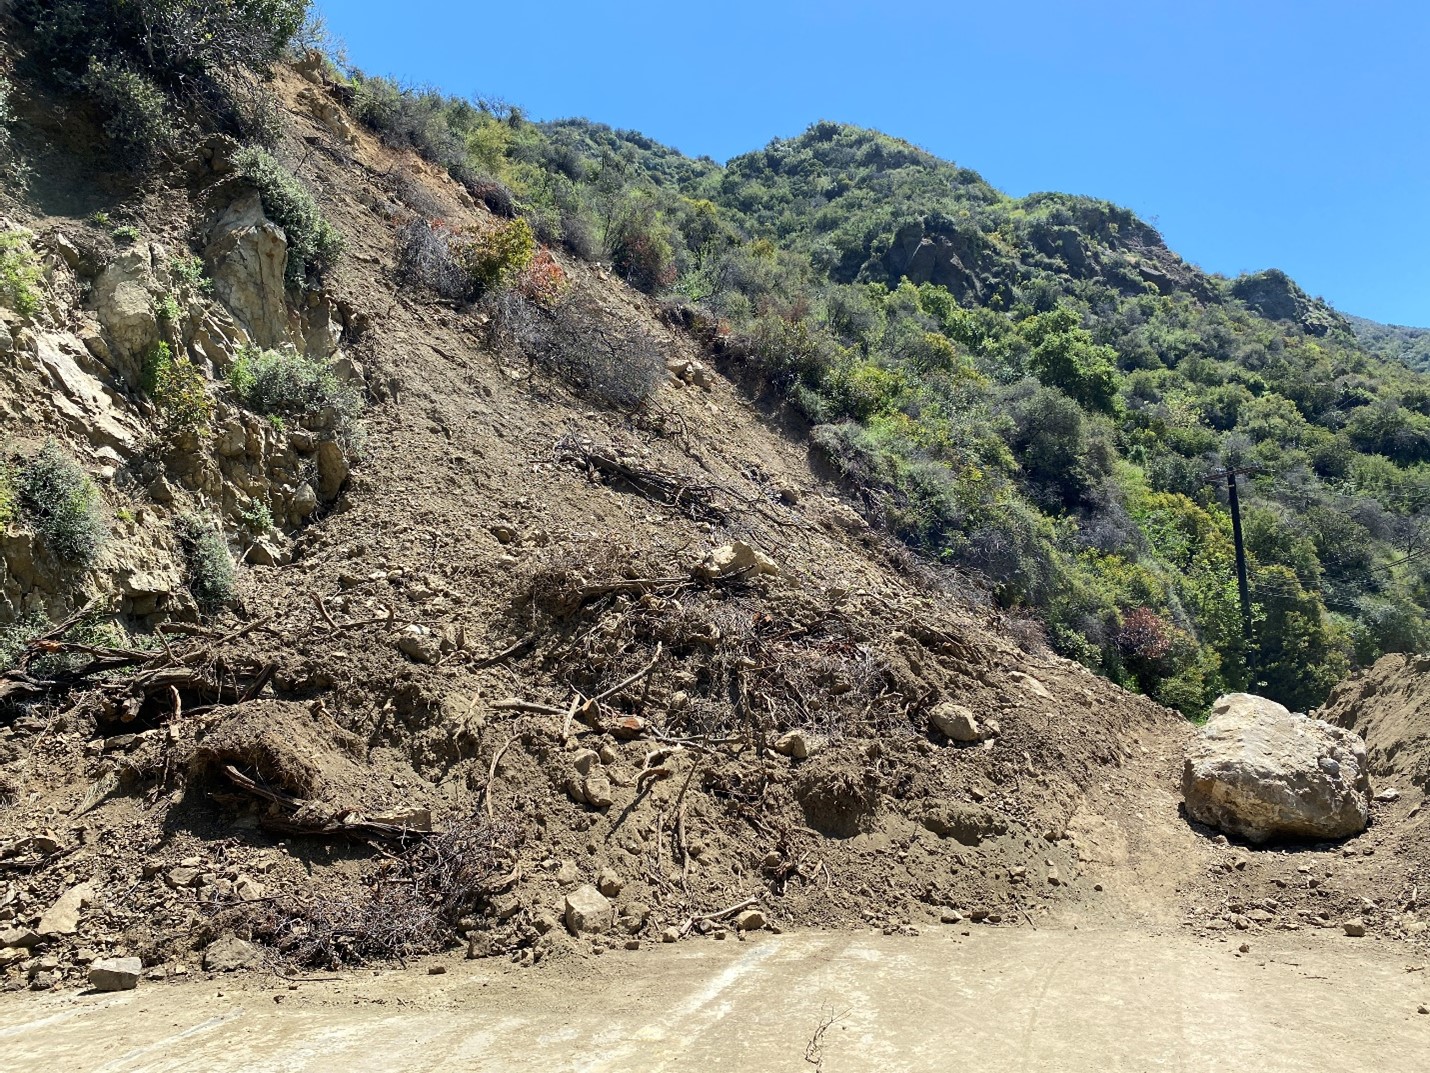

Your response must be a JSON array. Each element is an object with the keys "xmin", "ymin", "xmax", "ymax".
[
  {"xmin": 319, "ymin": 93, "xmax": 1430, "ymax": 719},
  {"xmin": 0, "ymin": 4, "xmax": 1427, "ymax": 996}
]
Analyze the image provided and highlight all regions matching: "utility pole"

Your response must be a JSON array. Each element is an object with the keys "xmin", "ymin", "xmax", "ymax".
[{"xmin": 1225, "ymin": 468, "xmax": 1254, "ymax": 659}]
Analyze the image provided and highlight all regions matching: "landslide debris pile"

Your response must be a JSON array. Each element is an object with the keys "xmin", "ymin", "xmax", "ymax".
[{"xmin": 0, "ymin": 30, "xmax": 1425, "ymax": 995}]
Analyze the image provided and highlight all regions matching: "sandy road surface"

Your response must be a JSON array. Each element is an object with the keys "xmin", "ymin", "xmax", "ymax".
[{"xmin": 2, "ymin": 928, "xmax": 1426, "ymax": 1072}]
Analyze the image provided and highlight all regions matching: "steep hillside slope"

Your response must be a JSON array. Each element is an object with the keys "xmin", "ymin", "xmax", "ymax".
[{"xmin": 0, "ymin": 32, "xmax": 1427, "ymax": 992}]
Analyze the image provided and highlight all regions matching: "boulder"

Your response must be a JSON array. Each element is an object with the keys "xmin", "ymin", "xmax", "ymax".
[
  {"xmin": 1182, "ymin": 693, "xmax": 1371, "ymax": 843},
  {"xmin": 563, "ymin": 884, "xmax": 612, "ymax": 935},
  {"xmin": 92, "ymin": 247, "xmax": 159, "ymax": 377},
  {"xmin": 89, "ymin": 956, "xmax": 142, "ymax": 991},
  {"xmin": 930, "ymin": 702, "xmax": 981, "ymax": 742},
  {"xmin": 205, "ymin": 191, "xmax": 293, "ymax": 350}
]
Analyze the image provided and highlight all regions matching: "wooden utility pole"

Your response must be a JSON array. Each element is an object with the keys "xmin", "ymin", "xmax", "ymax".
[{"xmin": 1225, "ymin": 469, "xmax": 1254, "ymax": 657}]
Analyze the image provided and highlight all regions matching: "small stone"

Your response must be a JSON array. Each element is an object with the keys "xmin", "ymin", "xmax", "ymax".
[
  {"xmin": 661, "ymin": 927, "xmax": 680, "ymax": 943},
  {"xmin": 1046, "ymin": 866, "xmax": 1062, "ymax": 886},
  {"xmin": 1418, "ymin": 1005, "xmax": 1428, "ymax": 1015},
  {"xmin": 940, "ymin": 909, "xmax": 964, "ymax": 925},
  {"xmin": 167, "ymin": 866, "xmax": 201, "ymax": 889},
  {"xmin": 1375, "ymin": 788, "xmax": 1401, "ymax": 803},
  {"xmin": 29, "ymin": 971, "xmax": 57, "ymax": 991},
  {"xmin": 712, "ymin": 928, "xmax": 728, "ymax": 941},
  {"xmin": 428, "ymin": 965, "xmax": 447, "ymax": 975},
  {"xmin": 89, "ymin": 957, "xmax": 142, "ymax": 992},
  {"xmin": 930, "ymin": 702, "xmax": 981, "ymax": 743},
  {"xmin": 1238, "ymin": 943, "xmax": 1251, "ymax": 953},
  {"xmin": 582, "ymin": 775, "xmax": 615, "ymax": 809},
  {"xmin": 202, "ymin": 935, "xmax": 261, "ymax": 972},
  {"xmin": 1342, "ymin": 919, "xmax": 1366, "ymax": 937},
  {"xmin": 0, "ymin": 927, "xmax": 41, "ymax": 949},
  {"xmin": 623, "ymin": 939, "xmax": 641, "ymax": 951},
  {"xmin": 555, "ymin": 860, "xmax": 580, "ymax": 885},
  {"xmin": 571, "ymin": 750, "xmax": 600, "ymax": 776},
  {"xmin": 773, "ymin": 730, "xmax": 817, "ymax": 760},
  {"xmin": 596, "ymin": 868, "xmax": 624, "ymax": 897},
  {"xmin": 564, "ymin": 885, "xmax": 613, "ymax": 935},
  {"xmin": 693, "ymin": 542, "xmax": 780, "ymax": 581},
  {"xmin": 734, "ymin": 909, "xmax": 767, "ymax": 932}
]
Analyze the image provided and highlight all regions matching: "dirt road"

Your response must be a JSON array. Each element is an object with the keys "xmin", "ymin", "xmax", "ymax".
[{"xmin": 2, "ymin": 928, "xmax": 1426, "ymax": 1072}]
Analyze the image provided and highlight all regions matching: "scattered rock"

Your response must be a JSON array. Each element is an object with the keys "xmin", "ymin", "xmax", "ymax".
[
  {"xmin": 930, "ymin": 702, "xmax": 981, "ymax": 743},
  {"xmin": 1182, "ymin": 693, "xmax": 1371, "ymax": 843},
  {"xmin": 597, "ymin": 868, "xmax": 625, "ymax": 897},
  {"xmin": 693, "ymin": 542, "xmax": 780, "ymax": 581},
  {"xmin": 661, "ymin": 927, "xmax": 680, "ymax": 943},
  {"xmin": 1374, "ymin": 788, "xmax": 1401, "ymax": 803},
  {"xmin": 89, "ymin": 957, "xmax": 142, "ymax": 992},
  {"xmin": 734, "ymin": 908, "xmax": 767, "ymax": 932},
  {"xmin": 582, "ymin": 775, "xmax": 615, "ymax": 809},
  {"xmin": 37, "ymin": 882, "xmax": 94, "ymax": 938},
  {"xmin": 564, "ymin": 885, "xmax": 613, "ymax": 936},
  {"xmin": 1342, "ymin": 919, "xmax": 1366, "ymax": 937},
  {"xmin": 202, "ymin": 935, "xmax": 262, "ymax": 972},
  {"xmin": 773, "ymin": 729, "xmax": 821, "ymax": 760},
  {"xmin": 397, "ymin": 625, "xmax": 442, "ymax": 664},
  {"xmin": 0, "ymin": 927, "xmax": 41, "ymax": 949}
]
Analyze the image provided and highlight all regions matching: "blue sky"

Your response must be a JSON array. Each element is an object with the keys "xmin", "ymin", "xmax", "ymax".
[{"xmin": 319, "ymin": 0, "xmax": 1430, "ymax": 326}]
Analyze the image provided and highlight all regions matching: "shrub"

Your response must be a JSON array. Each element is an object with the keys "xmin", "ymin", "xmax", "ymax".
[
  {"xmin": 234, "ymin": 146, "xmax": 344, "ymax": 289},
  {"xmin": 395, "ymin": 219, "xmax": 470, "ymax": 300},
  {"xmin": 229, "ymin": 346, "xmax": 362, "ymax": 439},
  {"xmin": 79, "ymin": 59, "xmax": 176, "ymax": 164},
  {"xmin": 0, "ymin": 462, "xmax": 16, "ymax": 528},
  {"xmin": 20, "ymin": 0, "xmax": 308, "ymax": 161},
  {"xmin": 17, "ymin": 442, "xmax": 108, "ymax": 569},
  {"xmin": 239, "ymin": 500, "xmax": 274, "ymax": 535},
  {"xmin": 453, "ymin": 217, "xmax": 535, "ymax": 294},
  {"xmin": 516, "ymin": 249, "xmax": 569, "ymax": 307},
  {"xmin": 142, "ymin": 342, "xmax": 214, "ymax": 437},
  {"xmin": 609, "ymin": 215, "xmax": 676, "ymax": 293},
  {"xmin": 175, "ymin": 514, "xmax": 236, "ymax": 609},
  {"xmin": 529, "ymin": 293, "xmax": 666, "ymax": 408},
  {"xmin": 170, "ymin": 255, "xmax": 213, "ymax": 295},
  {"xmin": 0, "ymin": 231, "xmax": 43, "ymax": 317}
]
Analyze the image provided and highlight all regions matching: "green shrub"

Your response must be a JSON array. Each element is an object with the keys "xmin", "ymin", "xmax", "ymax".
[
  {"xmin": 80, "ymin": 59, "xmax": 176, "ymax": 164},
  {"xmin": 0, "ymin": 231, "xmax": 43, "ymax": 317},
  {"xmin": 239, "ymin": 500, "xmax": 274, "ymax": 535},
  {"xmin": 20, "ymin": 0, "xmax": 308, "ymax": 161},
  {"xmin": 17, "ymin": 442, "xmax": 108, "ymax": 568},
  {"xmin": 454, "ymin": 217, "xmax": 535, "ymax": 293},
  {"xmin": 154, "ymin": 293, "xmax": 182, "ymax": 326},
  {"xmin": 234, "ymin": 146, "xmax": 344, "ymax": 288},
  {"xmin": 174, "ymin": 514, "xmax": 236, "ymax": 609},
  {"xmin": 170, "ymin": 255, "xmax": 213, "ymax": 295},
  {"xmin": 112, "ymin": 225, "xmax": 140, "ymax": 245},
  {"xmin": 142, "ymin": 342, "xmax": 214, "ymax": 437},
  {"xmin": 0, "ymin": 462, "xmax": 16, "ymax": 528},
  {"xmin": 228, "ymin": 346, "xmax": 362, "ymax": 438}
]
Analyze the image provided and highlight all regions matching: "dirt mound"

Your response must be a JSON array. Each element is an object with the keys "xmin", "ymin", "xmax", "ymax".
[{"xmin": 1321, "ymin": 653, "xmax": 1430, "ymax": 791}]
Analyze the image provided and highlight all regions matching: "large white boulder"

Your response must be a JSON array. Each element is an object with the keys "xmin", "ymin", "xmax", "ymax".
[{"xmin": 1183, "ymin": 693, "xmax": 1371, "ymax": 843}]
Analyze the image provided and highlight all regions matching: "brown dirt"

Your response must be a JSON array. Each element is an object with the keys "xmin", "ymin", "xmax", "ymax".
[{"xmin": 0, "ymin": 67, "xmax": 1426, "ymax": 997}]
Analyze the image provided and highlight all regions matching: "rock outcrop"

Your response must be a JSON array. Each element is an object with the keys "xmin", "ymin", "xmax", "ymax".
[
  {"xmin": 1182, "ymin": 693, "xmax": 1371, "ymax": 843},
  {"xmin": 205, "ymin": 191, "xmax": 293, "ymax": 350}
]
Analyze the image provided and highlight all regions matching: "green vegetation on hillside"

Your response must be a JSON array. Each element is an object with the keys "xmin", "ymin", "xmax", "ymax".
[{"xmin": 335, "ymin": 73, "xmax": 1430, "ymax": 714}]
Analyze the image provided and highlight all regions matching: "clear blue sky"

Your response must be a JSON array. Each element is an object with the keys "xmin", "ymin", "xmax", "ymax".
[{"xmin": 319, "ymin": 0, "xmax": 1430, "ymax": 326}]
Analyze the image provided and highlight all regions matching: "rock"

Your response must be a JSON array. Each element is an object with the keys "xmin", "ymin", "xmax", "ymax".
[
  {"xmin": 202, "ymin": 935, "xmax": 262, "ymax": 972},
  {"xmin": 563, "ymin": 885, "xmax": 613, "ymax": 935},
  {"xmin": 1343, "ymin": 919, "xmax": 1366, "ymax": 937},
  {"xmin": 930, "ymin": 702, "xmax": 981, "ymax": 743},
  {"xmin": 92, "ymin": 247, "xmax": 159, "ymax": 376},
  {"xmin": 0, "ymin": 927, "xmax": 40, "ymax": 949},
  {"xmin": 29, "ymin": 971, "xmax": 57, "ymax": 991},
  {"xmin": 167, "ymin": 866, "xmax": 201, "ymax": 889},
  {"xmin": 1182, "ymin": 693, "xmax": 1371, "ymax": 843},
  {"xmin": 397, "ymin": 625, "xmax": 441, "ymax": 664},
  {"xmin": 661, "ymin": 926, "xmax": 680, "ymax": 943},
  {"xmin": 920, "ymin": 801, "xmax": 1007, "ymax": 846},
  {"xmin": 693, "ymin": 542, "xmax": 780, "ymax": 581},
  {"xmin": 571, "ymin": 749, "xmax": 600, "ymax": 776},
  {"xmin": 940, "ymin": 909, "xmax": 965, "ymax": 924},
  {"xmin": 1375, "ymin": 788, "xmax": 1401, "ymax": 803},
  {"xmin": 38, "ymin": 882, "xmax": 94, "ymax": 938},
  {"xmin": 233, "ymin": 875, "xmax": 266, "ymax": 901},
  {"xmin": 596, "ymin": 868, "xmax": 624, "ymax": 897},
  {"xmin": 89, "ymin": 957, "xmax": 142, "ymax": 991},
  {"xmin": 607, "ymin": 716, "xmax": 649, "ymax": 740},
  {"xmin": 205, "ymin": 191, "xmax": 293, "ymax": 349},
  {"xmin": 734, "ymin": 909, "xmax": 767, "ymax": 932},
  {"xmin": 555, "ymin": 859, "xmax": 580, "ymax": 884},
  {"xmin": 315, "ymin": 440, "xmax": 349, "ymax": 501},
  {"xmin": 773, "ymin": 729, "xmax": 821, "ymax": 760},
  {"xmin": 582, "ymin": 775, "xmax": 615, "ymax": 809},
  {"xmin": 291, "ymin": 482, "xmax": 319, "ymax": 521},
  {"xmin": 366, "ymin": 806, "xmax": 433, "ymax": 832}
]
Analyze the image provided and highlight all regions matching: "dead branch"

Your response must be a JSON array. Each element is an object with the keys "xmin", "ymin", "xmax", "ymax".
[
  {"xmin": 483, "ymin": 737, "xmax": 515, "ymax": 819},
  {"xmin": 592, "ymin": 642, "xmax": 663, "ymax": 704}
]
